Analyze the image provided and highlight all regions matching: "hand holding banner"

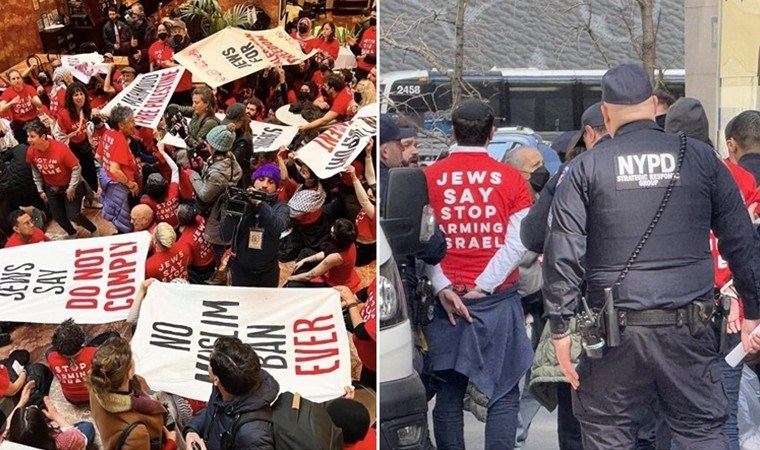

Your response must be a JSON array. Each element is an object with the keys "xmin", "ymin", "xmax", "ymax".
[
  {"xmin": 101, "ymin": 66, "xmax": 185, "ymax": 129},
  {"xmin": 296, "ymin": 104, "xmax": 377, "ymax": 179},
  {"xmin": 0, "ymin": 232, "xmax": 151, "ymax": 324},
  {"xmin": 131, "ymin": 282, "xmax": 351, "ymax": 403}
]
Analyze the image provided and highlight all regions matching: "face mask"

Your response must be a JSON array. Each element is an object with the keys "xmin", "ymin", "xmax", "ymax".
[
  {"xmin": 529, "ymin": 166, "xmax": 550, "ymax": 193},
  {"xmin": 369, "ymin": 18, "xmax": 377, "ymax": 27},
  {"xmin": 173, "ymin": 35, "xmax": 184, "ymax": 45},
  {"xmin": 158, "ymin": 32, "xmax": 168, "ymax": 41},
  {"xmin": 298, "ymin": 24, "xmax": 309, "ymax": 34},
  {"xmin": 298, "ymin": 91, "xmax": 311, "ymax": 100},
  {"xmin": 353, "ymin": 92, "xmax": 362, "ymax": 104}
]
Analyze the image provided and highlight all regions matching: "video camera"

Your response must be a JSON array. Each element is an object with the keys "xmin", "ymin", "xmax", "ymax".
[{"xmin": 224, "ymin": 186, "xmax": 278, "ymax": 217}]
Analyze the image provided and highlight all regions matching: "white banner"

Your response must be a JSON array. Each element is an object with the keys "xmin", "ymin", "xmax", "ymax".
[
  {"xmin": 174, "ymin": 27, "xmax": 316, "ymax": 88},
  {"xmin": 296, "ymin": 104, "xmax": 377, "ymax": 179},
  {"xmin": 101, "ymin": 66, "xmax": 185, "ymax": 129},
  {"xmin": 250, "ymin": 120, "xmax": 298, "ymax": 153},
  {"xmin": 0, "ymin": 232, "xmax": 151, "ymax": 324},
  {"xmin": 61, "ymin": 53, "xmax": 109, "ymax": 84},
  {"xmin": 131, "ymin": 282, "xmax": 351, "ymax": 403}
]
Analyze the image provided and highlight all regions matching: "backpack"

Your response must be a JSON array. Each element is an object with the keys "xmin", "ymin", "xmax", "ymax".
[{"xmin": 221, "ymin": 392, "xmax": 343, "ymax": 450}]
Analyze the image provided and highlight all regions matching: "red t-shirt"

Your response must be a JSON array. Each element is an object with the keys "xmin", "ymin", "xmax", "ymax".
[
  {"xmin": 323, "ymin": 245, "xmax": 362, "ymax": 293},
  {"xmin": 91, "ymin": 126, "xmax": 108, "ymax": 151},
  {"xmin": 318, "ymin": 38, "xmax": 340, "ymax": 61},
  {"xmin": 355, "ymin": 209, "xmax": 376, "ymax": 242},
  {"xmin": 49, "ymin": 87, "xmax": 67, "ymax": 119},
  {"xmin": 345, "ymin": 426, "xmax": 376, "ymax": 450},
  {"xmin": 4, "ymin": 228, "xmax": 50, "ymax": 248},
  {"xmin": 141, "ymin": 182, "xmax": 180, "ymax": 228},
  {"xmin": 179, "ymin": 168, "xmax": 196, "ymax": 201},
  {"xmin": 2, "ymin": 84, "xmax": 39, "ymax": 122},
  {"xmin": 330, "ymin": 88, "xmax": 354, "ymax": 121},
  {"xmin": 145, "ymin": 242, "xmax": 192, "ymax": 282},
  {"xmin": 353, "ymin": 279, "xmax": 376, "ymax": 372},
  {"xmin": 278, "ymin": 178, "xmax": 298, "ymax": 203},
  {"xmin": 356, "ymin": 26, "xmax": 376, "ymax": 73},
  {"xmin": 178, "ymin": 215, "xmax": 215, "ymax": 267},
  {"xmin": 424, "ymin": 149, "xmax": 533, "ymax": 289},
  {"xmin": 46, "ymin": 347, "xmax": 97, "ymax": 404},
  {"xmin": 98, "ymin": 129, "xmax": 139, "ymax": 183},
  {"xmin": 711, "ymin": 160, "xmax": 759, "ymax": 290},
  {"xmin": 26, "ymin": 139, "xmax": 79, "ymax": 187},
  {"xmin": 57, "ymin": 108, "xmax": 88, "ymax": 144},
  {"xmin": 148, "ymin": 41, "xmax": 193, "ymax": 92},
  {"xmin": 0, "ymin": 365, "xmax": 9, "ymax": 396}
]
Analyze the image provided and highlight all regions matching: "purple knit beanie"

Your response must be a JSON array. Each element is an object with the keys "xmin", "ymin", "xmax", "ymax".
[{"xmin": 252, "ymin": 163, "xmax": 281, "ymax": 188}]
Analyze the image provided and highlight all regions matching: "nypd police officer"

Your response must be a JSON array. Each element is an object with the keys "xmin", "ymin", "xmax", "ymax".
[{"xmin": 543, "ymin": 64, "xmax": 760, "ymax": 449}]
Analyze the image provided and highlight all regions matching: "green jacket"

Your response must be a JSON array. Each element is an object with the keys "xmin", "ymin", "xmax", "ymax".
[
  {"xmin": 170, "ymin": 104, "xmax": 220, "ymax": 149},
  {"xmin": 528, "ymin": 318, "xmax": 582, "ymax": 411}
]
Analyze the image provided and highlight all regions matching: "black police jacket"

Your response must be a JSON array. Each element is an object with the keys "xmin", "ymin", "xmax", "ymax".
[{"xmin": 543, "ymin": 120, "xmax": 760, "ymax": 335}]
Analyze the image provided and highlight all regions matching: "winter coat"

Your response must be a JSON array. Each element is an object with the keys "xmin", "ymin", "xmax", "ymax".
[
  {"xmin": 99, "ymin": 167, "xmax": 132, "ymax": 233},
  {"xmin": 185, "ymin": 370, "xmax": 280, "ymax": 450},
  {"xmin": 170, "ymin": 105, "xmax": 220, "ymax": 150},
  {"xmin": 528, "ymin": 318, "xmax": 582, "ymax": 411},
  {"xmin": 221, "ymin": 200, "xmax": 289, "ymax": 274},
  {"xmin": 190, "ymin": 153, "xmax": 242, "ymax": 245},
  {"xmin": 89, "ymin": 375, "xmax": 170, "ymax": 450},
  {"xmin": 1, "ymin": 144, "xmax": 43, "ymax": 209}
]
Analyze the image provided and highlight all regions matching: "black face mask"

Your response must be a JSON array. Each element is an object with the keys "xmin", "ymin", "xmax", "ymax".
[
  {"xmin": 369, "ymin": 18, "xmax": 377, "ymax": 27},
  {"xmin": 172, "ymin": 35, "xmax": 184, "ymax": 46},
  {"xmin": 298, "ymin": 91, "xmax": 311, "ymax": 101},
  {"xmin": 158, "ymin": 32, "xmax": 168, "ymax": 41},
  {"xmin": 353, "ymin": 92, "xmax": 362, "ymax": 104},
  {"xmin": 529, "ymin": 166, "xmax": 550, "ymax": 193}
]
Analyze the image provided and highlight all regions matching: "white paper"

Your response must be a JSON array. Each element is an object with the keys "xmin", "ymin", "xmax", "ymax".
[
  {"xmin": 725, "ymin": 342, "xmax": 747, "ymax": 367},
  {"xmin": 12, "ymin": 360, "xmax": 23, "ymax": 375},
  {"xmin": 160, "ymin": 132, "xmax": 187, "ymax": 149}
]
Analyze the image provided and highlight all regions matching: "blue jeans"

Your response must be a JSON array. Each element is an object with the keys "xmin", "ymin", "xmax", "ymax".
[
  {"xmin": 433, "ymin": 369, "xmax": 521, "ymax": 450},
  {"xmin": 75, "ymin": 421, "xmax": 96, "ymax": 445},
  {"xmin": 720, "ymin": 332, "xmax": 742, "ymax": 450}
]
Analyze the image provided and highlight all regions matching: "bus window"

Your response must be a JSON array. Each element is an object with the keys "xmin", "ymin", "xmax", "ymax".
[
  {"xmin": 464, "ymin": 77, "xmax": 503, "ymax": 122},
  {"xmin": 582, "ymin": 83, "xmax": 602, "ymax": 111},
  {"xmin": 509, "ymin": 83, "xmax": 574, "ymax": 132}
]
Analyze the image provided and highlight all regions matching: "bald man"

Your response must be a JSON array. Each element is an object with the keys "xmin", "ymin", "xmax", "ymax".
[{"xmin": 130, "ymin": 204, "xmax": 155, "ymax": 232}]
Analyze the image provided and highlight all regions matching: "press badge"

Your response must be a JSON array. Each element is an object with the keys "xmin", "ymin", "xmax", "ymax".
[{"xmin": 248, "ymin": 228, "xmax": 264, "ymax": 250}]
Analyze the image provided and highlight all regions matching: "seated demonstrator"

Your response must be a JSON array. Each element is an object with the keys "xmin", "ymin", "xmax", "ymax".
[{"xmin": 543, "ymin": 64, "xmax": 760, "ymax": 450}]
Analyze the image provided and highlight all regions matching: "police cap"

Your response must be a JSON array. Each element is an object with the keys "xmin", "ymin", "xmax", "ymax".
[
  {"xmin": 581, "ymin": 102, "xmax": 604, "ymax": 128},
  {"xmin": 602, "ymin": 64, "xmax": 653, "ymax": 105},
  {"xmin": 379, "ymin": 114, "xmax": 415, "ymax": 145}
]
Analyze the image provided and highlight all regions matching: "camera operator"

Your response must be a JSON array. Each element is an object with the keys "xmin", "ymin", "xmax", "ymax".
[{"xmin": 220, "ymin": 164, "xmax": 288, "ymax": 287}]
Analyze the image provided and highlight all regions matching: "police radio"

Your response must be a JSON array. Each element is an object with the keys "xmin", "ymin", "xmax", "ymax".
[{"xmin": 577, "ymin": 296, "xmax": 605, "ymax": 359}]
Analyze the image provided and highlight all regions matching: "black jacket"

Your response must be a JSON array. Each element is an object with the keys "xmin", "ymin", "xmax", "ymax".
[
  {"xmin": 102, "ymin": 19, "xmax": 130, "ymax": 52},
  {"xmin": 543, "ymin": 120, "xmax": 760, "ymax": 334},
  {"xmin": 221, "ymin": 200, "xmax": 289, "ymax": 275}
]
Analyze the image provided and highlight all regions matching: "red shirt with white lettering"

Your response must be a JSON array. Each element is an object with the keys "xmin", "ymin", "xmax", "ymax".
[
  {"xmin": 145, "ymin": 241, "xmax": 192, "ymax": 282},
  {"xmin": 149, "ymin": 41, "xmax": 193, "ymax": 92},
  {"xmin": 353, "ymin": 279, "xmax": 376, "ymax": 372},
  {"xmin": 356, "ymin": 26, "xmax": 376, "ymax": 73},
  {"xmin": 330, "ymin": 88, "xmax": 354, "ymax": 121},
  {"xmin": 49, "ymin": 86, "xmax": 67, "ymax": 119},
  {"xmin": 424, "ymin": 149, "xmax": 533, "ymax": 289},
  {"xmin": 97, "ymin": 129, "xmax": 139, "ymax": 183},
  {"xmin": 91, "ymin": 126, "xmax": 108, "ymax": 151},
  {"xmin": 26, "ymin": 139, "xmax": 79, "ymax": 187},
  {"xmin": 46, "ymin": 347, "xmax": 97, "ymax": 404},
  {"xmin": 178, "ymin": 215, "xmax": 215, "ymax": 267},
  {"xmin": 141, "ymin": 182, "xmax": 180, "ymax": 228},
  {"xmin": 57, "ymin": 108, "xmax": 88, "ymax": 144},
  {"xmin": 4, "ymin": 228, "xmax": 50, "ymax": 248},
  {"xmin": 2, "ymin": 84, "xmax": 39, "ymax": 122}
]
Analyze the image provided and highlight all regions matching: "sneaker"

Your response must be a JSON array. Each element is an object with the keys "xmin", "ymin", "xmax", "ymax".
[{"xmin": 85, "ymin": 198, "xmax": 103, "ymax": 209}]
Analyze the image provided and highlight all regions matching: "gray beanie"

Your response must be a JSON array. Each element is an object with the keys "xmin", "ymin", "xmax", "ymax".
[{"xmin": 205, "ymin": 125, "xmax": 235, "ymax": 152}]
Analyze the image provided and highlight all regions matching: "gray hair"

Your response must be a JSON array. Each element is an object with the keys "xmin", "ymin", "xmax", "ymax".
[{"xmin": 109, "ymin": 106, "xmax": 134, "ymax": 129}]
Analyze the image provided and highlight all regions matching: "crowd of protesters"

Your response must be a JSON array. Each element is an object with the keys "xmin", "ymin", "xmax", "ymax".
[{"xmin": 0, "ymin": 2, "xmax": 377, "ymax": 449}]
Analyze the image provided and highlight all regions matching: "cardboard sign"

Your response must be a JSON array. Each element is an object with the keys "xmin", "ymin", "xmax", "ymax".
[
  {"xmin": 296, "ymin": 104, "xmax": 377, "ymax": 179},
  {"xmin": 174, "ymin": 27, "xmax": 316, "ymax": 88},
  {"xmin": 250, "ymin": 120, "xmax": 298, "ymax": 152},
  {"xmin": 131, "ymin": 282, "xmax": 351, "ymax": 403},
  {"xmin": 101, "ymin": 66, "xmax": 185, "ymax": 129},
  {"xmin": 0, "ymin": 232, "xmax": 151, "ymax": 324}
]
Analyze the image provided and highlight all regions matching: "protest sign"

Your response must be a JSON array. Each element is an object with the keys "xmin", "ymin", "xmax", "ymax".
[
  {"xmin": 131, "ymin": 282, "xmax": 351, "ymax": 403},
  {"xmin": 160, "ymin": 132, "xmax": 187, "ymax": 149},
  {"xmin": 296, "ymin": 104, "xmax": 377, "ymax": 179},
  {"xmin": 0, "ymin": 232, "xmax": 151, "ymax": 324},
  {"xmin": 101, "ymin": 66, "xmax": 184, "ymax": 129},
  {"xmin": 61, "ymin": 53, "xmax": 109, "ymax": 84},
  {"xmin": 174, "ymin": 27, "xmax": 316, "ymax": 88},
  {"xmin": 251, "ymin": 120, "xmax": 298, "ymax": 152}
]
